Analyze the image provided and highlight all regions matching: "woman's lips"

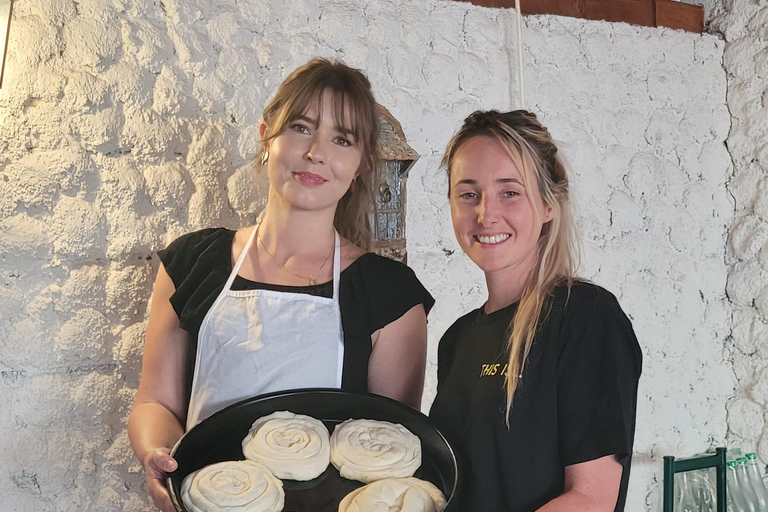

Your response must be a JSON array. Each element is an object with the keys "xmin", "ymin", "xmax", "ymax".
[
  {"xmin": 293, "ymin": 171, "xmax": 327, "ymax": 185},
  {"xmin": 475, "ymin": 234, "xmax": 511, "ymax": 245}
]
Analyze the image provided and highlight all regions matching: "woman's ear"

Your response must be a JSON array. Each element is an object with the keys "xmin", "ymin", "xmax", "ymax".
[
  {"xmin": 543, "ymin": 206, "xmax": 554, "ymax": 223},
  {"xmin": 259, "ymin": 122, "xmax": 268, "ymax": 140}
]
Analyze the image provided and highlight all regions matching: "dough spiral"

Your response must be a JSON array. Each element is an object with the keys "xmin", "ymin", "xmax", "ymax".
[
  {"xmin": 180, "ymin": 460, "xmax": 284, "ymax": 512},
  {"xmin": 330, "ymin": 418, "xmax": 422, "ymax": 483},
  {"xmin": 338, "ymin": 477, "xmax": 447, "ymax": 512},
  {"xmin": 241, "ymin": 411, "xmax": 331, "ymax": 481}
]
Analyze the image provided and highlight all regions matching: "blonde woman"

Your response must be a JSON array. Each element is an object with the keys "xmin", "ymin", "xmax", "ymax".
[
  {"xmin": 128, "ymin": 59, "xmax": 433, "ymax": 512},
  {"xmin": 429, "ymin": 110, "xmax": 642, "ymax": 511}
]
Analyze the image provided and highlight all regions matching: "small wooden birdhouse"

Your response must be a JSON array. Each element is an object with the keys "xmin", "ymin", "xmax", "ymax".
[{"xmin": 371, "ymin": 105, "xmax": 419, "ymax": 263}]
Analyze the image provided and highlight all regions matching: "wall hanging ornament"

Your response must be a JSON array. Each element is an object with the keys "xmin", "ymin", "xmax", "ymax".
[{"xmin": 370, "ymin": 105, "xmax": 420, "ymax": 264}]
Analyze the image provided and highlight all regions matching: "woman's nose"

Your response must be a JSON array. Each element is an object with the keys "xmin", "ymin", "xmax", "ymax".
[
  {"xmin": 478, "ymin": 197, "xmax": 499, "ymax": 226},
  {"xmin": 305, "ymin": 138, "xmax": 326, "ymax": 164}
]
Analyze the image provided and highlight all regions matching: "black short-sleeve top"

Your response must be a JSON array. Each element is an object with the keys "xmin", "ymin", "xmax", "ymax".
[
  {"xmin": 429, "ymin": 281, "xmax": 642, "ymax": 512},
  {"xmin": 157, "ymin": 228, "xmax": 435, "ymax": 399}
]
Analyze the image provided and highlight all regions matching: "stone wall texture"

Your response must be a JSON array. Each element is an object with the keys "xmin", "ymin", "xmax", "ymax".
[
  {"xmin": 712, "ymin": 0, "xmax": 768, "ymax": 475},
  {"xmin": 0, "ymin": 0, "xmax": 756, "ymax": 510}
]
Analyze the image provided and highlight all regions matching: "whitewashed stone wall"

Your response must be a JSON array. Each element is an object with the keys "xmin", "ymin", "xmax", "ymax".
[
  {"xmin": 0, "ymin": 0, "xmax": 738, "ymax": 510},
  {"xmin": 712, "ymin": 0, "xmax": 768, "ymax": 469}
]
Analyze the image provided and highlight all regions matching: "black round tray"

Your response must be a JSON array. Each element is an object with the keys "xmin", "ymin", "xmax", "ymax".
[{"xmin": 168, "ymin": 388, "xmax": 459, "ymax": 512}]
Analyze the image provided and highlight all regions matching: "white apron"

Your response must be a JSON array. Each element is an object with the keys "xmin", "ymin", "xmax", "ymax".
[{"xmin": 186, "ymin": 222, "xmax": 344, "ymax": 430}]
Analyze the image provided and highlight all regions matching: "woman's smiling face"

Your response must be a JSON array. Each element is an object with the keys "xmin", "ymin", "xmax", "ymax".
[
  {"xmin": 263, "ymin": 91, "xmax": 363, "ymax": 214},
  {"xmin": 449, "ymin": 135, "xmax": 553, "ymax": 280}
]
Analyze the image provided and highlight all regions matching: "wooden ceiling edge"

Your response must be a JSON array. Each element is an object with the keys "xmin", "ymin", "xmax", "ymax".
[
  {"xmin": 450, "ymin": 0, "xmax": 704, "ymax": 33},
  {"xmin": 655, "ymin": 0, "xmax": 704, "ymax": 33}
]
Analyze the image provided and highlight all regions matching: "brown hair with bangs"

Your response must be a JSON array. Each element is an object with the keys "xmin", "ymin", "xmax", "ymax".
[{"xmin": 256, "ymin": 58, "xmax": 380, "ymax": 250}]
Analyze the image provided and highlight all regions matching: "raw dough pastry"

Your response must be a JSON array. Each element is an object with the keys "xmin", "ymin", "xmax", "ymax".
[
  {"xmin": 330, "ymin": 418, "xmax": 422, "ymax": 483},
  {"xmin": 241, "ymin": 410, "xmax": 331, "ymax": 481},
  {"xmin": 338, "ymin": 477, "xmax": 447, "ymax": 512},
  {"xmin": 180, "ymin": 460, "xmax": 284, "ymax": 512}
]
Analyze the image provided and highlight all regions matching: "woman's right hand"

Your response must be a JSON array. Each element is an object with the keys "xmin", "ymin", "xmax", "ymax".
[{"xmin": 143, "ymin": 447, "xmax": 179, "ymax": 512}]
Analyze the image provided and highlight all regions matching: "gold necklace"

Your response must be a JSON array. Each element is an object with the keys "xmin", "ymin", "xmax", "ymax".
[{"xmin": 257, "ymin": 233, "xmax": 334, "ymax": 286}]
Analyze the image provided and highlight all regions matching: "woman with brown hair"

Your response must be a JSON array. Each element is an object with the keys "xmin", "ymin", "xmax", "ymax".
[
  {"xmin": 128, "ymin": 58, "xmax": 433, "ymax": 512},
  {"xmin": 429, "ymin": 110, "xmax": 642, "ymax": 511}
]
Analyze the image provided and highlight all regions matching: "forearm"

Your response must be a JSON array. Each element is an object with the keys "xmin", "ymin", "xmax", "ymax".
[
  {"xmin": 536, "ymin": 455, "xmax": 622, "ymax": 512},
  {"xmin": 368, "ymin": 305, "xmax": 428, "ymax": 410},
  {"xmin": 128, "ymin": 401, "xmax": 185, "ymax": 464},
  {"xmin": 535, "ymin": 490, "xmax": 614, "ymax": 512}
]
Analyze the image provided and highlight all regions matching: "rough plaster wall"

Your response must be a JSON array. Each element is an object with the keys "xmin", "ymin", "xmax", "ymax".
[
  {"xmin": 711, "ymin": 0, "xmax": 768, "ymax": 468},
  {"xmin": 0, "ymin": 0, "xmax": 733, "ymax": 511}
]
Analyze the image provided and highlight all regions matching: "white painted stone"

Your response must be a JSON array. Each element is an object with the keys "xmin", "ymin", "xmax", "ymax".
[
  {"xmin": 49, "ymin": 197, "xmax": 106, "ymax": 260},
  {"xmin": 362, "ymin": 3, "xmax": 401, "ymax": 50},
  {"xmin": 238, "ymin": 0, "xmax": 271, "ymax": 28},
  {"xmin": 422, "ymin": 53, "xmax": 460, "ymax": 97},
  {"xmin": 116, "ymin": 322, "xmax": 147, "ymax": 388},
  {"xmin": 129, "ymin": 19, "xmax": 174, "ymax": 75},
  {"xmin": 751, "ymin": 366, "xmax": 768, "ymax": 406},
  {"xmin": 56, "ymin": 308, "xmax": 113, "ymax": 366},
  {"xmin": 731, "ymin": 306, "xmax": 768, "ymax": 355},
  {"xmin": 144, "ymin": 161, "xmax": 190, "ymax": 209},
  {"xmin": 760, "ymin": 242, "xmax": 768, "ymax": 272},
  {"xmin": 463, "ymin": 8, "xmax": 501, "ymax": 54},
  {"xmin": 105, "ymin": 263, "xmax": 153, "ymax": 322},
  {"xmin": 758, "ymin": 434, "xmax": 768, "ymax": 466},
  {"xmin": 756, "ymin": 287, "xmax": 768, "ymax": 324},
  {"xmin": 57, "ymin": 265, "xmax": 107, "ymax": 313},
  {"xmin": 731, "ymin": 215, "xmax": 768, "ymax": 260},
  {"xmin": 729, "ymin": 165, "xmax": 764, "ymax": 211},
  {"xmin": 727, "ymin": 397, "xmax": 766, "ymax": 439},
  {"xmin": 226, "ymin": 163, "xmax": 267, "ymax": 216},
  {"xmin": 728, "ymin": 260, "xmax": 768, "ymax": 307},
  {"xmin": 61, "ymin": 15, "xmax": 121, "ymax": 72},
  {"xmin": 388, "ymin": 44, "xmax": 426, "ymax": 89},
  {"xmin": 207, "ymin": 11, "xmax": 242, "ymax": 49}
]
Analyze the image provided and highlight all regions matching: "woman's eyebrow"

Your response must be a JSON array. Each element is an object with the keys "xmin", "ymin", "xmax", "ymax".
[
  {"xmin": 334, "ymin": 125, "xmax": 355, "ymax": 136},
  {"xmin": 297, "ymin": 114, "xmax": 317, "ymax": 125},
  {"xmin": 454, "ymin": 178, "xmax": 523, "ymax": 185}
]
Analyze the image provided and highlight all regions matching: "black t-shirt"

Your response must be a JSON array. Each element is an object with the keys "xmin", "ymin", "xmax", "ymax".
[
  {"xmin": 157, "ymin": 228, "xmax": 435, "ymax": 400},
  {"xmin": 429, "ymin": 282, "xmax": 642, "ymax": 512}
]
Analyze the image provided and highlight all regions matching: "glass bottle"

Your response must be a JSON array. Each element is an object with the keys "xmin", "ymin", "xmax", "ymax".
[
  {"xmin": 736, "ymin": 457, "xmax": 759, "ymax": 512},
  {"xmin": 727, "ymin": 460, "xmax": 749, "ymax": 512},
  {"xmin": 744, "ymin": 453, "xmax": 768, "ymax": 511},
  {"xmin": 675, "ymin": 471, "xmax": 699, "ymax": 512},
  {"xmin": 689, "ymin": 467, "xmax": 716, "ymax": 512}
]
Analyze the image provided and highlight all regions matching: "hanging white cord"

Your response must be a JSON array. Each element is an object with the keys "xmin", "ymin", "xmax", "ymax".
[{"xmin": 514, "ymin": 0, "xmax": 525, "ymax": 109}]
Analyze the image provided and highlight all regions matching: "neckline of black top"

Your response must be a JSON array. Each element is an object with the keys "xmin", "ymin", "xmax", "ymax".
[
  {"xmin": 476, "ymin": 301, "xmax": 519, "ymax": 325},
  {"xmin": 230, "ymin": 251, "xmax": 378, "ymax": 290}
]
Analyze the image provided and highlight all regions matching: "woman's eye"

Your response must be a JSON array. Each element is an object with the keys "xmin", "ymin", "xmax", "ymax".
[
  {"xmin": 503, "ymin": 190, "xmax": 520, "ymax": 198},
  {"xmin": 334, "ymin": 136, "xmax": 353, "ymax": 147},
  {"xmin": 291, "ymin": 123, "xmax": 310, "ymax": 134},
  {"xmin": 458, "ymin": 192, "xmax": 477, "ymax": 200}
]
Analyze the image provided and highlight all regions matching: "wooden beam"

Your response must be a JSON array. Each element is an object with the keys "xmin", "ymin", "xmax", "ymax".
[
  {"xmin": 452, "ymin": 0, "xmax": 703, "ymax": 33},
  {"xmin": 655, "ymin": 0, "xmax": 704, "ymax": 32}
]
